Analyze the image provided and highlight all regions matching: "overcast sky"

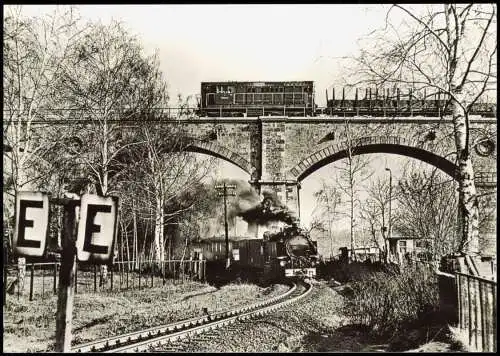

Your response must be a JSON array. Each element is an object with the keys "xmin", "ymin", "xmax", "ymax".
[{"xmin": 16, "ymin": 4, "xmax": 410, "ymax": 106}]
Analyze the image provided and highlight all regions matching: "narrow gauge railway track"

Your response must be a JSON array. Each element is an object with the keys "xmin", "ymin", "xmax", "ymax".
[{"xmin": 71, "ymin": 281, "xmax": 312, "ymax": 353}]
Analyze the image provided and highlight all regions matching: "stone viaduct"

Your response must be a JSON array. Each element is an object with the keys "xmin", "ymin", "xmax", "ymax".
[{"xmin": 170, "ymin": 114, "xmax": 497, "ymax": 257}]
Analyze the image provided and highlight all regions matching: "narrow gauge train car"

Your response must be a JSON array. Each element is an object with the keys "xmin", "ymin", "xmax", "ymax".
[
  {"xmin": 199, "ymin": 81, "xmax": 315, "ymax": 117},
  {"xmin": 324, "ymin": 89, "xmax": 496, "ymax": 118},
  {"xmin": 190, "ymin": 226, "xmax": 319, "ymax": 284},
  {"xmin": 325, "ymin": 97, "xmax": 454, "ymax": 117}
]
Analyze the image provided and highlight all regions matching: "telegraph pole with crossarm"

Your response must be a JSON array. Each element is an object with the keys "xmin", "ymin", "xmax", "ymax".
[{"xmin": 215, "ymin": 183, "xmax": 236, "ymax": 269}]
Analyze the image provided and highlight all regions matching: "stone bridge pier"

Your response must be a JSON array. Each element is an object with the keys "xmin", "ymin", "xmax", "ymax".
[{"xmin": 249, "ymin": 119, "xmax": 301, "ymax": 219}]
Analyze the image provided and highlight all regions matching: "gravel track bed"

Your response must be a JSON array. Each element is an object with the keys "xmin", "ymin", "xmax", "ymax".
[
  {"xmin": 3, "ymin": 281, "xmax": 289, "ymax": 352},
  {"xmin": 169, "ymin": 281, "xmax": 390, "ymax": 353}
]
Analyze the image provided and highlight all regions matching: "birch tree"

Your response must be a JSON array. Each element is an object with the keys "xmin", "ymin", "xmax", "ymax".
[
  {"xmin": 312, "ymin": 180, "xmax": 342, "ymax": 259},
  {"xmin": 335, "ymin": 121, "xmax": 374, "ymax": 259},
  {"xmin": 58, "ymin": 20, "xmax": 168, "ymax": 197},
  {"xmin": 359, "ymin": 176, "xmax": 393, "ymax": 262},
  {"xmin": 3, "ymin": 6, "xmax": 90, "ymax": 291},
  {"xmin": 345, "ymin": 4, "xmax": 497, "ymax": 255},
  {"xmin": 120, "ymin": 123, "xmax": 216, "ymax": 267},
  {"xmin": 3, "ymin": 6, "xmax": 88, "ymax": 203}
]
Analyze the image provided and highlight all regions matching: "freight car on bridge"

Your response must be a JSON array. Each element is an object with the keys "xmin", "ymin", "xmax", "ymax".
[
  {"xmin": 322, "ymin": 87, "xmax": 497, "ymax": 117},
  {"xmin": 198, "ymin": 81, "xmax": 315, "ymax": 117}
]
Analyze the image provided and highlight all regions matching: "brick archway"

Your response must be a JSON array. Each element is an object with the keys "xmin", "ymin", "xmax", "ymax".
[
  {"xmin": 185, "ymin": 139, "xmax": 255, "ymax": 177},
  {"xmin": 288, "ymin": 135, "xmax": 458, "ymax": 181}
]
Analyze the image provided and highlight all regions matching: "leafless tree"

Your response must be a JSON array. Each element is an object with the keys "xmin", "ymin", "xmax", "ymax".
[
  {"xmin": 3, "ymin": 6, "xmax": 89, "ymax": 201},
  {"xmin": 118, "ymin": 123, "xmax": 216, "ymax": 268},
  {"xmin": 344, "ymin": 4, "xmax": 497, "ymax": 256},
  {"xmin": 57, "ymin": 20, "xmax": 169, "ymax": 197},
  {"xmin": 359, "ymin": 176, "xmax": 394, "ymax": 262},
  {"xmin": 3, "ymin": 6, "xmax": 91, "ymax": 291},
  {"xmin": 394, "ymin": 163, "xmax": 460, "ymax": 258},
  {"xmin": 334, "ymin": 120, "xmax": 374, "ymax": 259},
  {"xmin": 312, "ymin": 179, "xmax": 342, "ymax": 259}
]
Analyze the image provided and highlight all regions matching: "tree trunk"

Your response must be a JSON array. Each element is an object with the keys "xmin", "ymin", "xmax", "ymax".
[
  {"xmin": 153, "ymin": 195, "xmax": 165, "ymax": 265},
  {"xmin": 451, "ymin": 92, "xmax": 479, "ymax": 256},
  {"xmin": 132, "ymin": 200, "xmax": 138, "ymax": 269},
  {"xmin": 124, "ymin": 221, "xmax": 130, "ymax": 269}
]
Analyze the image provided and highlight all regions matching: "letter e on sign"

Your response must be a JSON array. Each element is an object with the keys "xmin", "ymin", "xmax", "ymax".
[
  {"xmin": 13, "ymin": 191, "xmax": 50, "ymax": 257},
  {"xmin": 76, "ymin": 194, "xmax": 118, "ymax": 263}
]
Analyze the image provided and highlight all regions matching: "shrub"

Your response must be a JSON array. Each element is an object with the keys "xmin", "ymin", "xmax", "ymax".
[{"xmin": 341, "ymin": 263, "xmax": 439, "ymax": 337}]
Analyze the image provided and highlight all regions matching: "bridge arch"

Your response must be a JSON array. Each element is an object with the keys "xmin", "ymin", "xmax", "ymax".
[
  {"xmin": 185, "ymin": 139, "xmax": 255, "ymax": 177},
  {"xmin": 289, "ymin": 135, "xmax": 458, "ymax": 182}
]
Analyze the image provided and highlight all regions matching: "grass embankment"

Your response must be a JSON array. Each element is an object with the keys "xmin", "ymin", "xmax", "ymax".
[
  {"xmin": 3, "ymin": 280, "xmax": 289, "ymax": 352},
  {"xmin": 322, "ymin": 261, "xmax": 464, "ymax": 351}
]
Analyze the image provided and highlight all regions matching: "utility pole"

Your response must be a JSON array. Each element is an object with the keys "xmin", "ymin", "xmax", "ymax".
[{"xmin": 215, "ymin": 183, "xmax": 236, "ymax": 268}]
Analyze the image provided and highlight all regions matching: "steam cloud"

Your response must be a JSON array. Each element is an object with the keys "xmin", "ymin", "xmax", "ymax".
[{"xmin": 224, "ymin": 180, "xmax": 298, "ymax": 226}]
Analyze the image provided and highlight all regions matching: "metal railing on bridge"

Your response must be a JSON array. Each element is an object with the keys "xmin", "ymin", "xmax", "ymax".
[{"xmin": 3, "ymin": 101, "xmax": 496, "ymax": 125}]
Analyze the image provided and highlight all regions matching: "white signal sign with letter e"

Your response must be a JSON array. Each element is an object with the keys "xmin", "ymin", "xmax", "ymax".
[
  {"xmin": 13, "ymin": 191, "xmax": 50, "ymax": 257},
  {"xmin": 76, "ymin": 194, "xmax": 118, "ymax": 263}
]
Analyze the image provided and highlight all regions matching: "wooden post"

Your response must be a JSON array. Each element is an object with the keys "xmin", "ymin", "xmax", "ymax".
[
  {"xmin": 457, "ymin": 274, "xmax": 463, "ymax": 329},
  {"xmin": 3, "ymin": 264, "xmax": 7, "ymax": 305},
  {"xmin": 18, "ymin": 257, "xmax": 26, "ymax": 299},
  {"xmin": 471, "ymin": 278, "xmax": 478, "ymax": 350},
  {"xmin": 29, "ymin": 263, "xmax": 34, "ymax": 301},
  {"xmin": 409, "ymin": 88, "xmax": 413, "ymax": 116},
  {"xmin": 126, "ymin": 262, "xmax": 129, "ymax": 289},
  {"xmin": 396, "ymin": 88, "xmax": 400, "ymax": 113},
  {"xmin": 138, "ymin": 256, "xmax": 141, "ymax": 290},
  {"xmin": 110, "ymin": 263, "xmax": 114, "ymax": 291},
  {"xmin": 94, "ymin": 264, "xmax": 97, "ymax": 292},
  {"xmin": 354, "ymin": 88, "xmax": 359, "ymax": 115},
  {"xmin": 42, "ymin": 264, "xmax": 45, "ymax": 298},
  {"xmin": 74, "ymin": 262, "xmax": 78, "ymax": 294},
  {"xmin": 479, "ymin": 280, "xmax": 485, "ymax": 351},
  {"xmin": 466, "ymin": 275, "xmax": 472, "ymax": 346},
  {"xmin": 55, "ymin": 199, "xmax": 79, "ymax": 352},
  {"xmin": 486, "ymin": 282, "xmax": 495, "ymax": 351},
  {"xmin": 369, "ymin": 88, "xmax": 372, "ymax": 111},
  {"xmin": 53, "ymin": 263, "xmax": 57, "ymax": 295}
]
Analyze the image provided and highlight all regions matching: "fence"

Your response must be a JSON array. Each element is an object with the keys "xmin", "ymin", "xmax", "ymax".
[
  {"xmin": 4, "ymin": 259, "xmax": 206, "ymax": 302},
  {"xmin": 456, "ymin": 272, "xmax": 497, "ymax": 352}
]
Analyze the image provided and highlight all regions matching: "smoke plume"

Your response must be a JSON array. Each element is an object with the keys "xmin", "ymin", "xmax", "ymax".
[{"xmin": 224, "ymin": 181, "xmax": 298, "ymax": 226}]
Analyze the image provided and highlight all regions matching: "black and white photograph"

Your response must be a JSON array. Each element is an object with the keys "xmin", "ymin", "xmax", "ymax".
[{"xmin": 2, "ymin": 3, "xmax": 497, "ymax": 353}]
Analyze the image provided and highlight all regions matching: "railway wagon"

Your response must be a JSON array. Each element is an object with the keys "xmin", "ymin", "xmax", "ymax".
[
  {"xmin": 199, "ymin": 81, "xmax": 315, "ymax": 117},
  {"xmin": 323, "ymin": 88, "xmax": 496, "ymax": 118},
  {"xmin": 190, "ymin": 226, "xmax": 319, "ymax": 285}
]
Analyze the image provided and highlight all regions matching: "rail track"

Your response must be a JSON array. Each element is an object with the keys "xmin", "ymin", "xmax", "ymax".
[{"xmin": 71, "ymin": 280, "xmax": 312, "ymax": 353}]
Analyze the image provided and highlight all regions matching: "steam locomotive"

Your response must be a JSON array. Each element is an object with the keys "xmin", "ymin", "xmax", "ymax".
[{"xmin": 190, "ymin": 225, "xmax": 319, "ymax": 285}]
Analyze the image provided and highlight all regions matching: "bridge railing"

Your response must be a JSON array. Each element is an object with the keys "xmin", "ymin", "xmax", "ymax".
[{"xmin": 3, "ymin": 103, "xmax": 497, "ymax": 124}]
